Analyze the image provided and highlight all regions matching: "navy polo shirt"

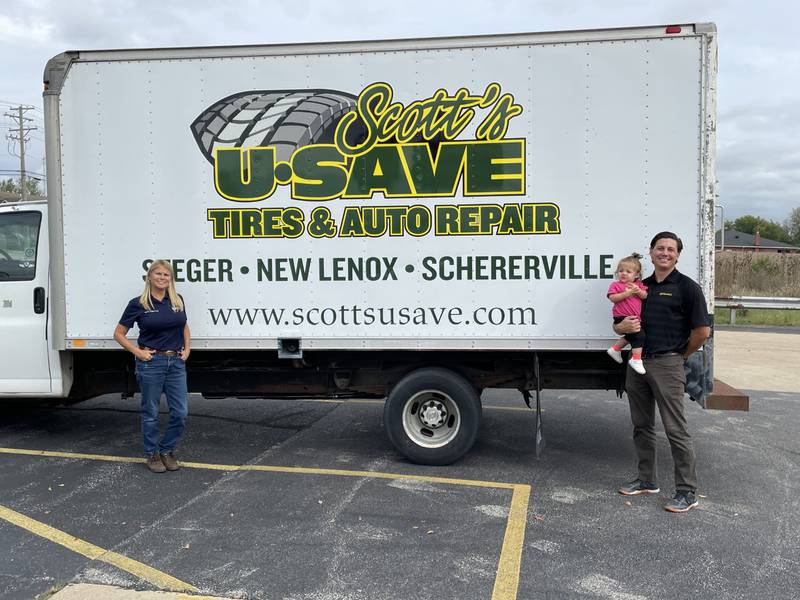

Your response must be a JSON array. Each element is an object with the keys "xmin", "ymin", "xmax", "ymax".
[
  {"xmin": 119, "ymin": 295, "xmax": 187, "ymax": 351},
  {"xmin": 640, "ymin": 269, "xmax": 710, "ymax": 357}
]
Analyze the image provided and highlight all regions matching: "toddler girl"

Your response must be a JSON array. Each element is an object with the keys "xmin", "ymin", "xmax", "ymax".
[{"xmin": 606, "ymin": 253, "xmax": 648, "ymax": 374}]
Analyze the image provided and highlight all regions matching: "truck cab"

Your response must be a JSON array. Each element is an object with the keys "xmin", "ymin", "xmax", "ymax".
[{"xmin": 0, "ymin": 201, "xmax": 64, "ymax": 396}]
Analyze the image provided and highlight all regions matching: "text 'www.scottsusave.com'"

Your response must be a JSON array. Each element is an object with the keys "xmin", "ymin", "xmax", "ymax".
[{"xmin": 208, "ymin": 305, "xmax": 537, "ymax": 327}]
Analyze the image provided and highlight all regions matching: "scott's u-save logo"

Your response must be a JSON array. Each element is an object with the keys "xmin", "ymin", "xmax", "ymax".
[
  {"xmin": 193, "ymin": 82, "xmax": 561, "ymax": 239},
  {"xmin": 191, "ymin": 82, "xmax": 525, "ymax": 203}
]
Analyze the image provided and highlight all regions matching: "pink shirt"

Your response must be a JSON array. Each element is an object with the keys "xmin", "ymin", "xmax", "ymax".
[{"xmin": 607, "ymin": 280, "xmax": 648, "ymax": 318}]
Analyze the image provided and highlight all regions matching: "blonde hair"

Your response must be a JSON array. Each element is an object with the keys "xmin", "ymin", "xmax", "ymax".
[
  {"xmin": 617, "ymin": 252, "xmax": 643, "ymax": 278},
  {"xmin": 140, "ymin": 260, "xmax": 184, "ymax": 312}
]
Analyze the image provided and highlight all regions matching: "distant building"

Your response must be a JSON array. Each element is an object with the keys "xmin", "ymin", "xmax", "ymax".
[{"xmin": 716, "ymin": 229, "xmax": 800, "ymax": 254}]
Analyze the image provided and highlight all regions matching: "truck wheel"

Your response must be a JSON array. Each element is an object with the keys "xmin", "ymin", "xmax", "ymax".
[{"xmin": 384, "ymin": 368, "xmax": 481, "ymax": 465}]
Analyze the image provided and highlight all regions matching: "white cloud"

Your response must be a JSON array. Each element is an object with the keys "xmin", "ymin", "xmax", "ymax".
[{"xmin": 0, "ymin": 14, "xmax": 53, "ymax": 43}]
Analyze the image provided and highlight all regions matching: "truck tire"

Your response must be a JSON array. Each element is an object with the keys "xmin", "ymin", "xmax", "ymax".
[
  {"xmin": 191, "ymin": 89, "xmax": 360, "ymax": 163},
  {"xmin": 384, "ymin": 368, "xmax": 481, "ymax": 465}
]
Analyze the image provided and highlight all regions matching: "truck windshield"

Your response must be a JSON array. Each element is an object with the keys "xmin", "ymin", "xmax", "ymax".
[{"xmin": 0, "ymin": 211, "xmax": 41, "ymax": 281}]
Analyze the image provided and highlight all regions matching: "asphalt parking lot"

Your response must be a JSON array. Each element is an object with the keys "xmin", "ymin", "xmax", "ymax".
[{"xmin": 1, "ymin": 335, "xmax": 799, "ymax": 600}]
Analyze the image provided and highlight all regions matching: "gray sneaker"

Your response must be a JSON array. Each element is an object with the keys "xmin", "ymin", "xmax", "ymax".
[
  {"xmin": 664, "ymin": 490, "xmax": 698, "ymax": 513},
  {"xmin": 618, "ymin": 479, "xmax": 660, "ymax": 496},
  {"xmin": 160, "ymin": 452, "xmax": 180, "ymax": 471},
  {"xmin": 146, "ymin": 453, "xmax": 166, "ymax": 473}
]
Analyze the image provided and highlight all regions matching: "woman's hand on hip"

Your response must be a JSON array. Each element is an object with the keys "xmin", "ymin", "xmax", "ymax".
[
  {"xmin": 180, "ymin": 348, "xmax": 191, "ymax": 362},
  {"xmin": 134, "ymin": 347, "xmax": 154, "ymax": 361}
]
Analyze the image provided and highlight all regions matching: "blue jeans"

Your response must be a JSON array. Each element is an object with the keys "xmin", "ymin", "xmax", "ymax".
[{"xmin": 135, "ymin": 354, "xmax": 188, "ymax": 455}]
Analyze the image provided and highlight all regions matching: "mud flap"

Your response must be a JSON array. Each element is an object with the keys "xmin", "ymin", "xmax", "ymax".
[{"xmin": 520, "ymin": 353, "xmax": 545, "ymax": 457}]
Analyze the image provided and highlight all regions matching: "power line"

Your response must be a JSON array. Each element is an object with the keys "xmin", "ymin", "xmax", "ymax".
[
  {"xmin": 4, "ymin": 106, "xmax": 38, "ymax": 201},
  {"xmin": 0, "ymin": 170, "xmax": 45, "ymax": 178},
  {"xmin": 0, "ymin": 100, "xmax": 39, "ymax": 107},
  {"xmin": 0, "ymin": 103, "xmax": 43, "ymax": 122}
]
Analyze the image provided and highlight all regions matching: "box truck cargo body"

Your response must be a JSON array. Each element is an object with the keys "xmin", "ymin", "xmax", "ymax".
[{"xmin": 0, "ymin": 23, "xmax": 717, "ymax": 463}]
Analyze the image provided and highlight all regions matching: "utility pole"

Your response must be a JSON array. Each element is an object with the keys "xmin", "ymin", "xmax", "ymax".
[{"xmin": 5, "ymin": 105, "xmax": 36, "ymax": 201}]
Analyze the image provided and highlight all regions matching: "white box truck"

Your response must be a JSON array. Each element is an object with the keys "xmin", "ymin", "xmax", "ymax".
[{"xmin": 0, "ymin": 23, "xmax": 718, "ymax": 464}]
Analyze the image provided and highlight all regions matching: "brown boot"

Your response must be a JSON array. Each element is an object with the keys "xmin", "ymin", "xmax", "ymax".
[
  {"xmin": 160, "ymin": 452, "xmax": 180, "ymax": 471},
  {"xmin": 146, "ymin": 453, "xmax": 166, "ymax": 473}
]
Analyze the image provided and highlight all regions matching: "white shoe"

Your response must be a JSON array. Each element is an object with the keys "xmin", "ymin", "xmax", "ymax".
[
  {"xmin": 628, "ymin": 358, "xmax": 646, "ymax": 375},
  {"xmin": 607, "ymin": 347, "xmax": 623, "ymax": 364}
]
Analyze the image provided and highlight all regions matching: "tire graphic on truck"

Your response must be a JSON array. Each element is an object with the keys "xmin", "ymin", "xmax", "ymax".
[{"xmin": 191, "ymin": 89, "xmax": 364, "ymax": 163}]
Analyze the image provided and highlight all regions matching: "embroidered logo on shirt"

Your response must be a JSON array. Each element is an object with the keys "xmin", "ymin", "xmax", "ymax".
[{"xmin": 658, "ymin": 292, "xmax": 673, "ymax": 297}]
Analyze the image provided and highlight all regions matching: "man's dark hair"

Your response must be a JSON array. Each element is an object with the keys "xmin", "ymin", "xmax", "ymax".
[{"xmin": 650, "ymin": 231, "xmax": 683, "ymax": 253}]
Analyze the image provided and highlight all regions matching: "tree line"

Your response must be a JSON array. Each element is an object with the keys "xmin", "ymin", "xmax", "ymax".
[
  {"xmin": 0, "ymin": 177, "xmax": 43, "ymax": 199},
  {"xmin": 724, "ymin": 210, "xmax": 800, "ymax": 247}
]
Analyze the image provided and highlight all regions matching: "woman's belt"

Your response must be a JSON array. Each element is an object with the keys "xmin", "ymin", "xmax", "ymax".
[{"xmin": 139, "ymin": 346, "xmax": 180, "ymax": 356}]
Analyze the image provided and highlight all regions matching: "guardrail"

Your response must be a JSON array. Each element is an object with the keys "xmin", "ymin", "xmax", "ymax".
[{"xmin": 714, "ymin": 296, "xmax": 800, "ymax": 325}]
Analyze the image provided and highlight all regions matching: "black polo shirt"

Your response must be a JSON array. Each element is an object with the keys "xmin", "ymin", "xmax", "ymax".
[
  {"xmin": 119, "ymin": 295, "xmax": 187, "ymax": 351},
  {"xmin": 641, "ymin": 269, "xmax": 710, "ymax": 357}
]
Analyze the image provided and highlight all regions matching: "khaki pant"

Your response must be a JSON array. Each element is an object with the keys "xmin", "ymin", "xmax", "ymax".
[{"xmin": 625, "ymin": 354, "xmax": 697, "ymax": 492}]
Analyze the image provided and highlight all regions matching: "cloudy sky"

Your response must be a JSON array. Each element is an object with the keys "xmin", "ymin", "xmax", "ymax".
[{"xmin": 0, "ymin": 0, "xmax": 796, "ymax": 224}]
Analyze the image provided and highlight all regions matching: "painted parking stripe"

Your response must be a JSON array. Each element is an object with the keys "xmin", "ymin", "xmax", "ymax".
[
  {"xmin": 0, "ymin": 504, "xmax": 197, "ymax": 593},
  {"xmin": 0, "ymin": 447, "xmax": 518, "ymax": 489},
  {"xmin": 491, "ymin": 485, "xmax": 530, "ymax": 600},
  {"xmin": 0, "ymin": 447, "xmax": 530, "ymax": 600}
]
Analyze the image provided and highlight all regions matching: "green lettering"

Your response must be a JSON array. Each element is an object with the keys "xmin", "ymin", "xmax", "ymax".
[
  {"xmin": 291, "ymin": 145, "xmax": 348, "ymax": 200},
  {"xmin": 215, "ymin": 147, "xmax": 276, "ymax": 201},
  {"xmin": 535, "ymin": 203, "xmax": 560, "ymax": 233},
  {"xmin": 402, "ymin": 143, "xmax": 467, "ymax": 195},
  {"xmin": 339, "ymin": 207, "xmax": 365, "ymax": 237},
  {"xmin": 498, "ymin": 205, "xmax": 523, "ymax": 234},
  {"xmin": 344, "ymin": 145, "xmax": 412, "ymax": 198},
  {"xmin": 334, "ymin": 82, "xmax": 389, "ymax": 157},
  {"xmin": 207, "ymin": 209, "xmax": 230, "ymax": 237},
  {"xmin": 465, "ymin": 141, "xmax": 524, "ymax": 195}
]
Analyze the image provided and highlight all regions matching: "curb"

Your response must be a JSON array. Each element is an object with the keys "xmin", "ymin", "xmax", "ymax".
[{"xmin": 49, "ymin": 583, "xmax": 231, "ymax": 600}]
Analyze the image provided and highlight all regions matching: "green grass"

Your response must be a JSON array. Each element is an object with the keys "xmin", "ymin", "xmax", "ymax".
[{"xmin": 715, "ymin": 308, "xmax": 800, "ymax": 327}]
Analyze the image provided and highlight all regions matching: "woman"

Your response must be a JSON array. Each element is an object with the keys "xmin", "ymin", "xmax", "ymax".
[{"xmin": 113, "ymin": 260, "xmax": 191, "ymax": 473}]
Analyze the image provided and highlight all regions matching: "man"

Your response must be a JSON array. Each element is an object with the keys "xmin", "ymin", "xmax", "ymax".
[{"xmin": 614, "ymin": 232, "xmax": 711, "ymax": 513}]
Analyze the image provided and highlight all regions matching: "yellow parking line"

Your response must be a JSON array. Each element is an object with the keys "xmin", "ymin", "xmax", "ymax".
[
  {"xmin": 0, "ymin": 447, "xmax": 518, "ymax": 490},
  {"xmin": 0, "ymin": 447, "xmax": 531, "ymax": 600},
  {"xmin": 0, "ymin": 447, "xmax": 144, "ymax": 464},
  {"xmin": 183, "ymin": 461, "xmax": 520, "ymax": 490},
  {"xmin": 0, "ymin": 504, "xmax": 197, "ymax": 592},
  {"xmin": 491, "ymin": 485, "xmax": 531, "ymax": 600}
]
